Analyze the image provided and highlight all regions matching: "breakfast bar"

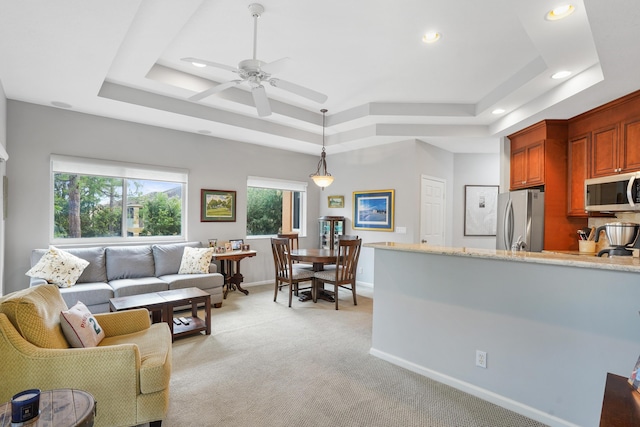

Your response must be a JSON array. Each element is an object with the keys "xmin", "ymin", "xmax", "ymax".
[{"xmin": 366, "ymin": 242, "xmax": 640, "ymax": 427}]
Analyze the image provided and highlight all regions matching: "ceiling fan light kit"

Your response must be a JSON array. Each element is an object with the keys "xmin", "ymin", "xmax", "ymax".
[
  {"xmin": 181, "ymin": 3, "xmax": 327, "ymax": 117},
  {"xmin": 310, "ymin": 109, "xmax": 334, "ymax": 190}
]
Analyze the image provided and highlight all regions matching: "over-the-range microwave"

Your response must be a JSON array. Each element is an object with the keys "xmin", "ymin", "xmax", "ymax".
[{"xmin": 585, "ymin": 171, "xmax": 640, "ymax": 212}]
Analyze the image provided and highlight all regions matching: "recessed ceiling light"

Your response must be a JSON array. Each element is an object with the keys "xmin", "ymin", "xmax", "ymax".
[
  {"xmin": 191, "ymin": 62, "xmax": 206, "ymax": 68},
  {"xmin": 51, "ymin": 101, "xmax": 72, "ymax": 109},
  {"xmin": 197, "ymin": 130, "xmax": 212, "ymax": 135},
  {"xmin": 546, "ymin": 4, "xmax": 575, "ymax": 20},
  {"xmin": 551, "ymin": 70, "xmax": 572, "ymax": 79},
  {"xmin": 422, "ymin": 32, "xmax": 441, "ymax": 43},
  {"xmin": 492, "ymin": 108, "xmax": 506, "ymax": 115}
]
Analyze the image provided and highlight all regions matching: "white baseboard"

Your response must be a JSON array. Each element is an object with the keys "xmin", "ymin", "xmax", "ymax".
[{"xmin": 369, "ymin": 348, "xmax": 581, "ymax": 427}]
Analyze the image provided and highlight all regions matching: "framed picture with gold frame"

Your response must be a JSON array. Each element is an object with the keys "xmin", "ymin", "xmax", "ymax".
[
  {"xmin": 353, "ymin": 189, "xmax": 394, "ymax": 231},
  {"xmin": 327, "ymin": 195, "xmax": 344, "ymax": 208}
]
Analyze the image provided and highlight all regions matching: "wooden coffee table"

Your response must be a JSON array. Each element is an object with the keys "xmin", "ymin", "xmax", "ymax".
[{"xmin": 109, "ymin": 287, "xmax": 211, "ymax": 341}]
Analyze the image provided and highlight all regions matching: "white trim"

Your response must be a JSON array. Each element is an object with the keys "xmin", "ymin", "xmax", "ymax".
[
  {"xmin": 51, "ymin": 154, "xmax": 188, "ymax": 183},
  {"xmin": 247, "ymin": 175, "xmax": 308, "ymax": 192},
  {"xmin": 369, "ymin": 348, "xmax": 581, "ymax": 427}
]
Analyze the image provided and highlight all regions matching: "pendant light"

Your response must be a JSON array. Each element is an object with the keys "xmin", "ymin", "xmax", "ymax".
[{"xmin": 310, "ymin": 109, "xmax": 334, "ymax": 189}]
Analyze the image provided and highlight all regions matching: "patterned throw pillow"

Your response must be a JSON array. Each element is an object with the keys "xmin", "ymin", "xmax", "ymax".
[
  {"xmin": 60, "ymin": 301, "xmax": 105, "ymax": 348},
  {"xmin": 25, "ymin": 246, "xmax": 90, "ymax": 288},
  {"xmin": 178, "ymin": 247, "xmax": 215, "ymax": 274}
]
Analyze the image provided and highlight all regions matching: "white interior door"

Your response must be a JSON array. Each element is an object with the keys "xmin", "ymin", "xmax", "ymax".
[{"xmin": 420, "ymin": 175, "xmax": 446, "ymax": 245}]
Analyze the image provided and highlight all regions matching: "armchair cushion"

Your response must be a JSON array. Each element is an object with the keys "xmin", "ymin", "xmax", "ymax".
[
  {"xmin": 60, "ymin": 301, "xmax": 105, "ymax": 348},
  {"xmin": 0, "ymin": 284, "xmax": 69, "ymax": 349},
  {"xmin": 25, "ymin": 247, "xmax": 89, "ymax": 288}
]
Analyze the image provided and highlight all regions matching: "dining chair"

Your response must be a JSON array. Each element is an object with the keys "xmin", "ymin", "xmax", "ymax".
[
  {"xmin": 313, "ymin": 238, "xmax": 362, "ymax": 310},
  {"xmin": 271, "ymin": 238, "xmax": 315, "ymax": 307},
  {"xmin": 277, "ymin": 232, "xmax": 313, "ymax": 270}
]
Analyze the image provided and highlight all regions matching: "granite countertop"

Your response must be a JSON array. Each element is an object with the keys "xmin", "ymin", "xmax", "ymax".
[{"xmin": 364, "ymin": 242, "xmax": 640, "ymax": 273}]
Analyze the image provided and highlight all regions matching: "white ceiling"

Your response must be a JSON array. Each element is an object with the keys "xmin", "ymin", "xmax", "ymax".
[{"xmin": 1, "ymin": 0, "xmax": 639, "ymax": 155}]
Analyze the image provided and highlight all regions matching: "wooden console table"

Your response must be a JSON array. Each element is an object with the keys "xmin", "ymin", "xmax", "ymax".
[
  {"xmin": 211, "ymin": 250, "xmax": 257, "ymax": 298},
  {"xmin": 599, "ymin": 372, "xmax": 640, "ymax": 426}
]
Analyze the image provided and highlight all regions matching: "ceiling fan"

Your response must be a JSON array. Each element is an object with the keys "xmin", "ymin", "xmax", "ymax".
[{"xmin": 181, "ymin": 3, "xmax": 328, "ymax": 117}]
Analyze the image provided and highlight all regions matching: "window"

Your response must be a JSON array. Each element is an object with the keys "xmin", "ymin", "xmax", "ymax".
[
  {"xmin": 246, "ymin": 176, "xmax": 307, "ymax": 238},
  {"xmin": 51, "ymin": 155, "xmax": 187, "ymax": 243}
]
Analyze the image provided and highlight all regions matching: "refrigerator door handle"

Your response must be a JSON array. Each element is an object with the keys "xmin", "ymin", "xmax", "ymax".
[{"xmin": 503, "ymin": 199, "xmax": 513, "ymax": 250}]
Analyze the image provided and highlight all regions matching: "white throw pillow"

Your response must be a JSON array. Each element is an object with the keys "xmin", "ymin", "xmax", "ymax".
[
  {"xmin": 25, "ymin": 247, "xmax": 89, "ymax": 288},
  {"xmin": 60, "ymin": 301, "xmax": 105, "ymax": 348},
  {"xmin": 178, "ymin": 246, "xmax": 214, "ymax": 274}
]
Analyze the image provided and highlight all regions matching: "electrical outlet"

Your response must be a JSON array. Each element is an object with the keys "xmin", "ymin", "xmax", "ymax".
[
  {"xmin": 476, "ymin": 350, "xmax": 487, "ymax": 368},
  {"xmin": 358, "ymin": 267, "xmax": 363, "ymax": 274}
]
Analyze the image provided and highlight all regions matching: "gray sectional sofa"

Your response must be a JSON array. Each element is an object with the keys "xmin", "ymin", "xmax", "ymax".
[{"xmin": 29, "ymin": 241, "xmax": 224, "ymax": 313}]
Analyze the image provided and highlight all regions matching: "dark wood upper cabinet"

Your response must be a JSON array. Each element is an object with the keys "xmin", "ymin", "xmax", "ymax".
[
  {"xmin": 567, "ymin": 134, "xmax": 589, "ymax": 217},
  {"xmin": 508, "ymin": 120, "xmax": 587, "ymax": 250},
  {"xmin": 591, "ymin": 125, "xmax": 619, "ymax": 177},
  {"xmin": 569, "ymin": 90, "xmax": 640, "ymax": 178}
]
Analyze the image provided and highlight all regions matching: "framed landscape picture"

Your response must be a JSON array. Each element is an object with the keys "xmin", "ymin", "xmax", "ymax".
[
  {"xmin": 201, "ymin": 189, "xmax": 236, "ymax": 222},
  {"xmin": 353, "ymin": 189, "xmax": 394, "ymax": 231},
  {"xmin": 328, "ymin": 195, "xmax": 344, "ymax": 208}
]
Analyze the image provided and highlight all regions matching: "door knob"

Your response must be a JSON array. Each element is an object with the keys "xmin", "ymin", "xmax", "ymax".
[{"xmin": 421, "ymin": 239, "xmax": 428, "ymax": 243}]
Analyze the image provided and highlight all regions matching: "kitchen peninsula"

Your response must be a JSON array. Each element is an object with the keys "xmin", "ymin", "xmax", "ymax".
[{"xmin": 366, "ymin": 242, "xmax": 640, "ymax": 427}]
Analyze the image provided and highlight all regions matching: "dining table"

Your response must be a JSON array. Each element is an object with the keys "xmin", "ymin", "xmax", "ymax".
[{"xmin": 288, "ymin": 248, "xmax": 338, "ymax": 303}]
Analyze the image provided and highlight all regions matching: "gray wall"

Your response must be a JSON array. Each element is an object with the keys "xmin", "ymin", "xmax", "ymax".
[
  {"xmin": 4, "ymin": 101, "xmax": 321, "ymax": 294},
  {"xmin": 318, "ymin": 139, "xmax": 458, "ymax": 285},
  {"xmin": 371, "ymin": 248, "xmax": 640, "ymax": 427},
  {"xmin": 0, "ymin": 81, "xmax": 6, "ymax": 295},
  {"xmin": 4, "ymin": 100, "xmax": 499, "ymax": 294},
  {"xmin": 452, "ymin": 153, "xmax": 500, "ymax": 248}
]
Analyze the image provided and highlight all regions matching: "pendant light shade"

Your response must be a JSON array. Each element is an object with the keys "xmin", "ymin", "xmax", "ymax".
[{"xmin": 310, "ymin": 109, "xmax": 333, "ymax": 189}]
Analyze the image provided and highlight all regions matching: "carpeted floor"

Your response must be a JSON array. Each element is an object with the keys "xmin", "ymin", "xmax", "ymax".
[{"xmin": 159, "ymin": 284, "xmax": 548, "ymax": 427}]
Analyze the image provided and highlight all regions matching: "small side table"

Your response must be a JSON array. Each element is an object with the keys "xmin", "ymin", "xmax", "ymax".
[
  {"xmin": 211, "ymin": 250, "xmax": 257, "ymax": 298},
  {"xmin": 0, "ymin": 389, "xmax": 95, "ymax": 427}
]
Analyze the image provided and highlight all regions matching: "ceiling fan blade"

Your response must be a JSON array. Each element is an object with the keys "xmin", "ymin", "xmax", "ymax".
[
  {"xmin": 181, "ymin": 57, "xmax": 238, "ymax": 73},
  {"xmin": 189, "ymin": 80, "xmax": 242, "ymax": 102},
  {"xmin": 269, "ymin": 78, "xmax": 328, "ymax": 104},
  {"xmin": 252, "ymin": 85, "xmax": 272, "ymax": 117},
  {"xmin": 260, "ymin": 57, "xmax": 290, "ymax": 74}
]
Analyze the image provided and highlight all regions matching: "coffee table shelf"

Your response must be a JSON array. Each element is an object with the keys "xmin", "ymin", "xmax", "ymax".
[{"xmin": 110, "ymin": 287, "xmax": 211, "ymax": 341}]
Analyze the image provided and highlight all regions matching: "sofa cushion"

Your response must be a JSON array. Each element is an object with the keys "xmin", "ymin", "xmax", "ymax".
[
  {"xmin": 152, "ymin": 242, "xmax": 201, "ymax": 277},
  {"xmin": 60, "ymin": 301, "xmax": 105, "ymax": 348},
  {"xmin": 160, "ymin": 273, "xmax": 224, "ymax": 291},
  {"xmin": 59, "ymin": 282, "xmax": 114, "ymax": 308},
  {"xmin": 31, "ymin": 247, "xmax": 108, "ymax": 284},
  {"xmin": 106, "ymin": 246, "xmax": 155, "ymax": 280},
  {"xmin": 109, "ymin": 277, "xmax": 168, "ymax": 298},
  {"xmin": 178, "ymin": 247, "xmax": 215, "ymax": 274},
  {"xmin": 0, "ymin": 284, "xmax": 69, "ymax": 349},
  {"xmin": 26, "ymin": 247, "xmax": 89, "ymax": 288}
]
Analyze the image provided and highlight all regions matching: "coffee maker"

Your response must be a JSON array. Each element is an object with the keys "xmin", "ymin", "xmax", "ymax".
[{"xmin": 594, "ymin": 222, "xmax": 640, "ymax": 257}]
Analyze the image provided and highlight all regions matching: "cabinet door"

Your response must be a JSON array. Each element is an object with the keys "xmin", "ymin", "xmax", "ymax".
[
  {"xmin": 567, "ymin": 135, "xmax": 589, "ymax": 216},
  {"xmin": 621, "ymin": 118, "xmax": 640, "ymax": 172},
  {"xmin": 591, "ymin": 125, "xmax": 618, "ymax": 177},
  {"xmin": 510, "ymin": 148, "xmax": 527, "ymax": 190},
  {"xmin": 525, "ymin": 141, "xmax": 545, "ymax": 186}
]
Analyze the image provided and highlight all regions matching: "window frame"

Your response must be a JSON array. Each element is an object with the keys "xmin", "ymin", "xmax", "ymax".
[
  {"xmin": 50, "ymin": 155, "xmax": 188, "ymax": 245},
  {"xmin": 246, "ymin": 176, "xmax": 308, "ymax": 239}
]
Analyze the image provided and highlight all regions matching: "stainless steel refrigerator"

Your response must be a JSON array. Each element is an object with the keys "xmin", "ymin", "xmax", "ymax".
[{"xmin": 496, "ymin": 189, "xmax": 545, "ymax": 252}]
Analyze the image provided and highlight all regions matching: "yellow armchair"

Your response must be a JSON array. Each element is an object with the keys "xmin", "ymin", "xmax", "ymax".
[{"xmin": 0, "ymin": 284, "xmax": 171, "ymax": 427}]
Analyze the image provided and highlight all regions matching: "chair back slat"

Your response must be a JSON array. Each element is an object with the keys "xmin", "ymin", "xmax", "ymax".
[
  {"xmin": 271, "ymin": 237, "xmax": 293, "ymax": 280},
  {"xmin": 335, "ymin": 238, "xmax": 362, "ymax": 283}
]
